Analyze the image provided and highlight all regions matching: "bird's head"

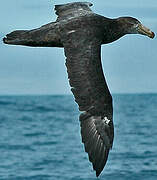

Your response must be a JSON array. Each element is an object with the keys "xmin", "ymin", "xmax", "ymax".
[{"xmin": 117, "ymin": 17, "xmax": 155, "ymax": 39}]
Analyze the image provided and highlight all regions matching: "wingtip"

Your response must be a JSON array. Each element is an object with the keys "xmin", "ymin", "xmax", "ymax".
[
  {"xmin": 3, "ymin": 32, "xmax": 17, "ymax": 44},
  {"xmin": 96, "ymin": 171, "xmax": 101, "ymax": 177},
  {"xmin": 3, "ymin": 37, "xmax": 7, "ymax": 44},
  {"xmin": 2, "ymin": 30, "xmax": 28, "ymax": 45},
  {"xmin": 87, "ymin": 2, "xmax": 93, "ymax": 7},
  {"xmin": 3, "ymin": 33, "xmax": 11, "ymax": 44},
  {"xmin": 2, "ymin": 36, "xmax": 13, "ymax": 45},
  {"xmin": 2, "ymin": 34, "xmax": 15, "ymax": 45}
]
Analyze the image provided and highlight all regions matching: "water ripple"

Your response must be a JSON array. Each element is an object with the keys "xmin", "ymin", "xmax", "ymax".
[{"xmin": 0, "ymin": 94, "xmax": 157, "ymax": 179}]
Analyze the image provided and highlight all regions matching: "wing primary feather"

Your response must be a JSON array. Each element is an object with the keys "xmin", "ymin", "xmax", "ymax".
[{"xmin": 80, "ymin": 114, "xmax": 113, "ymax": 176}]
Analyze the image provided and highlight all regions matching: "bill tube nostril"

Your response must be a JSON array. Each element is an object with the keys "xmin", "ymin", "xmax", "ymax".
[{"xmin": 138, "ymin": 24, "xmax": 155, "ymax": 38}]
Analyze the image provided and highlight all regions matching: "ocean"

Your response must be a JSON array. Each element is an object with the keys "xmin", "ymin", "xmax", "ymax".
[{"xmin": 0, "ymin": 94, "xmax": 157, "ymax": 180}]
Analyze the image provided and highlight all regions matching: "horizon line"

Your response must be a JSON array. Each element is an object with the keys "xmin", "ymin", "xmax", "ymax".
[{"xmin": 0, "ymin": 92, "xmax": 157, "ymax": 96}]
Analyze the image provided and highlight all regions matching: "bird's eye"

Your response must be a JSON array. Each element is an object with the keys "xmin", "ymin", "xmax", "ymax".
[{"xmin": 134, "ymin": 23, "xmax": 139, "ymax": 28}]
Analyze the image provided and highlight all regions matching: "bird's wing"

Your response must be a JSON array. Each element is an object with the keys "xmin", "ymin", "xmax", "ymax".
[
  {"xmin": 3, "ymin": 22, "xmax": 63, "ymax": 47},
  {"xmin": 3, "ymin": 2, "xmax": 93, "ymax": 47},
  {"xmin": 59, "ymin": 23, "xmax": 114, "ymax": 177},
  {"xmin": 55, "ymin": 2, "xmax": 93, "ymax": 21}
]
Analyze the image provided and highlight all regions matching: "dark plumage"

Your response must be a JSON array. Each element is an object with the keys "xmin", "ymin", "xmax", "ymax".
[{"xmin": 3, "ymin": 2, "xmax": 155, "ymax": 177}]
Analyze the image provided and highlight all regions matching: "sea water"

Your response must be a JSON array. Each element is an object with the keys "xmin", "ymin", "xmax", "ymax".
[{"xmin": 0, "ymin": 94, "xmax": 157, "ymax": 180}]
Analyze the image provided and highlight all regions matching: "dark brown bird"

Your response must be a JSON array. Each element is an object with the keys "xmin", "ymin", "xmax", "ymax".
[{"xmin": 3, "ymin": 2, "xmax": 155, "ymax": 177}]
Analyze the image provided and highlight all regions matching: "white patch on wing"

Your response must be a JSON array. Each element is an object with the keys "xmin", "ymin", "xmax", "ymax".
[
  {"xmin": 103, "ymin": 117, "xmax": 110, "ymax": 125},
  {"xmin": 68, "ymin": 30, "xmax": 76, "ymax": 34}
]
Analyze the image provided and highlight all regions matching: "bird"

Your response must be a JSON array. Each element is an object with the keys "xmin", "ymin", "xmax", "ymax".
[{"xmin": 3, "ymin": 2, "xmax": 155, "ymax": 177}]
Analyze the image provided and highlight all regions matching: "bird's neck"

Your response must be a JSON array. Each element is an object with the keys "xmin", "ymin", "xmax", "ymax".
[{"xmin": 102, "ymin": 18, "xmax": 126, "ymax": 44}]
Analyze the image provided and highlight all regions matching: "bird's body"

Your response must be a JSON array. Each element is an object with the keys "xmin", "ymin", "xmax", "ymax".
[{"xmin": 3, "ymin": 2, "xmax": 154, "ymax": 177}]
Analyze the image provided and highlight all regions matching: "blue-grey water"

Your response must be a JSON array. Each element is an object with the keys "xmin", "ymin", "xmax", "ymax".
[{"xmin": 0, "ymin": 94, "xmax": 157, "ymax": 180}]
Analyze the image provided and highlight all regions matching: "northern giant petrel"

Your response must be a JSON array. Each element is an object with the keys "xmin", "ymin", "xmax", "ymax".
[{"xmin": 3, "ymin": 2, "xmax": 155, "ymax": 177}]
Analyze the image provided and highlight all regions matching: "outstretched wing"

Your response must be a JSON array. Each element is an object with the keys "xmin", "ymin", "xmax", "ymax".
[
  {"xmin": 3, "ymin": 2, "xmax": 93, "ymax": 47},
  {"xmin": 59, "ymin": 18, "xmax": 114, "ymax": 177},
  {"xmin": 55, "ymin": 2, "xmax": 93, "ymax": 21},
  {"xmin": 3, "ymin": 22, "xmax": 63, "ymax": 47}
]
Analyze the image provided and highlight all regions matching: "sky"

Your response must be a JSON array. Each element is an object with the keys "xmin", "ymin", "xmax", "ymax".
[{"xmin": 0, "ymin": 0, "xmax": 157, "ymax": 95}]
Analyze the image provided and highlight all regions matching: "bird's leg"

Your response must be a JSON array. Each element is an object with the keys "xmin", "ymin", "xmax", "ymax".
[{"xmin": 3, "ymin": 22, "xmax": 63, "ymax": 48}]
